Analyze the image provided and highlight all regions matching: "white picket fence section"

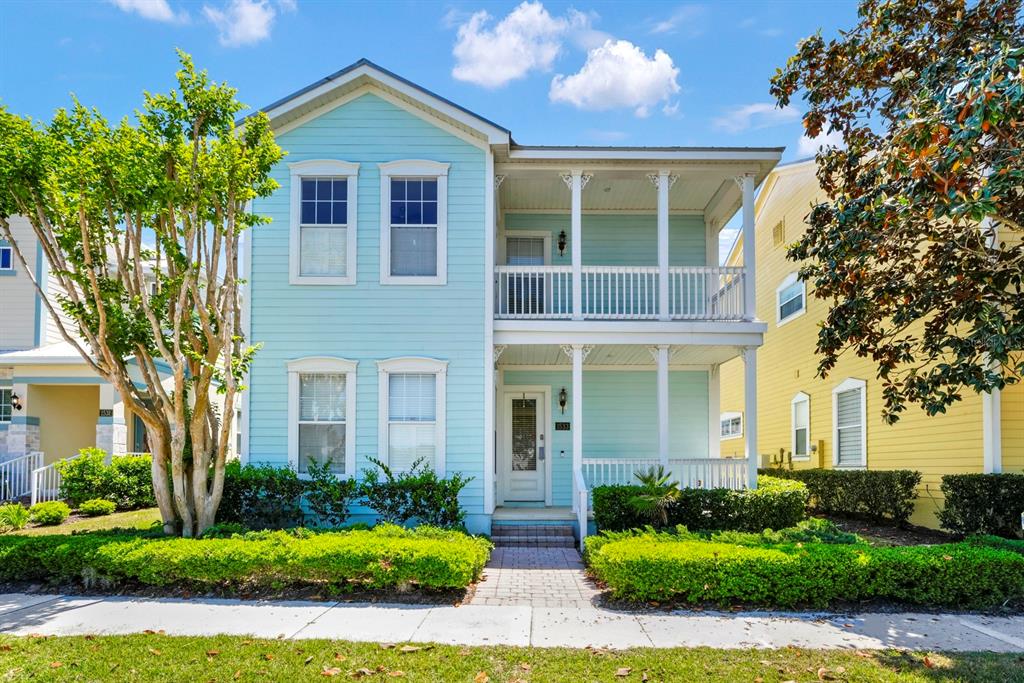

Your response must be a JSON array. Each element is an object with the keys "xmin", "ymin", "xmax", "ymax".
[
  {"xmin": 495, "ymin": 265, "xmax": 747, "ymax": 321},
  {"xmin": 0, "ymin": 452, "xmax": 43, "ymax": 502}
]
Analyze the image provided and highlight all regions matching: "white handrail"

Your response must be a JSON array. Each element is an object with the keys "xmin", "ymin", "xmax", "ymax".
[
  {"xmin": 574, "ymin": 468, "xmax": 588, "ymax": 551},
  {"xmin": 30, "ymin": 453, "xmax": 80, "ymax": 506},
  {"xmin": 0, "ymin": 452, "xmax": 43, "ymax": 502}
]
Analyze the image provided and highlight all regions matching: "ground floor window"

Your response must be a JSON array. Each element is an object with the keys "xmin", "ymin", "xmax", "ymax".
[
  {"xmin": 287, "ymin": 357, "xmax": 357, "ymax": 476},
  {"xmin": 377, "ymin": 357, "xmax": 447, "ymax": 473},
  {"xmin": 791, "ymin": 392, "xmax": 810, "ymax": 458},
  {"xmin": 833, "ymin": 378, "xmax": 866, "ymax": 467}
]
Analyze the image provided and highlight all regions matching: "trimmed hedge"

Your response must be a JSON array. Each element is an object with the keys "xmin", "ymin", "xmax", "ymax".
[
  {"xmin": 759, "ymin": 468, "xmax": 921, "ymax": 526},
  {"xmin": 0, "ymin": 525, "xmax": 491, "ymax": 591},
  {"xmin": 592, "ymin": 475, "xmax": 808, "ymax": 533},
  {"xmin": 586, "ymin": 533, "xmax": 1024, "ymax": 609},
  {"xmin": 29, "ymin": 501, "xmax": 70, "ymax": 526},
  {"xmin": 939, "ymin": 473, "xmax": 1024, "ymax": 539}
]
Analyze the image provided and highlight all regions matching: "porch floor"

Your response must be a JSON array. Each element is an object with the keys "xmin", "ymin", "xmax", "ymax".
[
  {"xmin": 492, "ymin": 506, "xmax": 575, "ymax": 522},
  {"xmin": 468, "ymin": 547, "xmax": 601, "ymax": 609}
]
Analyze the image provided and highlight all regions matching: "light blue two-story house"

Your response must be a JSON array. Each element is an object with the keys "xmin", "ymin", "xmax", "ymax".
[{"xmin": 241, "ymin": 61, "xmax": 780, "ymax": 540}]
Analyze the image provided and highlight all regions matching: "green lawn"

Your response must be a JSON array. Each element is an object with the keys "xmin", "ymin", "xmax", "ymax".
[
  {"xmin": 0, "ymin": 635, "xmax": 1019, "ymax": 682},
  {"xmin": 15, "ymin": 508, "xmax": 162, "ymax": 536}
]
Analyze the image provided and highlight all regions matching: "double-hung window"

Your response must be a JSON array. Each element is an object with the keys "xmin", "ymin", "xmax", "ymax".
[
  {"xmin": 379, "ymin": 160, "xmax": 449, "ymax": 285},
  {"xmin": 287, "ymin": 357, "xmax": 357, "ymax": 476},
  {"xmin": 791, "ymin": 392, "xmax": 810, "ymax": 459},
  {"xmin": 832, "ymin": 378, "xmax": 866, "ymax": 468},
  {"xmin": 776, "ymin": 272, "xmax": 806, "ymax": 325},
  {"xmin": 377, "ymin": 358, "xmax": 447, "ymax": 472},
  {"xmin": 0, "ymin": 388, "xmax": 11, "ymax": 423},
  {"xmin": 720, "ymin": 411, "xmax": 743, "ymax": 440},
  {"xmin": 289, "ymin": 160, "xmax": 359, "ymax": 285}
]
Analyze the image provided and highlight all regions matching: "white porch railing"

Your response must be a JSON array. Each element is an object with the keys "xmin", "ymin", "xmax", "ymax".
[
  {"xmin": 30, "ymin": 452, "xmax": 80, "ymax": 506},
  {"xmin": 0, "ymin": 452, "xmax": 43, "ymax": 502},
  {"xmin": 669, "ymin": 266, "xmax": 746, "ymax": 320},
  {"xmin": 494, "ymin": 265, "xmax": 747, "ymax": 321},
  {"xmin": 495, "ymin": 265, "xmax": 572, "ymax": 318},
  {"xmin": 574, "ymin": 468, "xmax": 588, "ymax": 551}
]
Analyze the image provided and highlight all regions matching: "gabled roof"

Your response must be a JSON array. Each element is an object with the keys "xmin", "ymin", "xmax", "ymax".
[{"xmin": 240, "ymin": 59, "xmax": 511, "ymax": 146}]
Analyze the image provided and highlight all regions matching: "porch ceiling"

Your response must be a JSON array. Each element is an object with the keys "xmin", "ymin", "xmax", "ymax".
[{"xmin": 496, "ymin": 344, "xmax": 742, "ymax": 367}]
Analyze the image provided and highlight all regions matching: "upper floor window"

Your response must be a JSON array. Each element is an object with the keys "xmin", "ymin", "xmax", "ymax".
[
  {"xmin": 720, "ymin": 411, "xmax": 742, "ymax": 440},
  {"xmin": 377, "ymin": 357, "xmax": 447, "ymax": 472},
  {"xmin": 379, "ymin": 160, "xmax": 449, "ymax": 285},
  {"xmin": 776, "ymin": 272, "xmax": 806, "ymax": 325},
  {"xmin": 0, "ymin": 388, "xmax": 11, "ymax": 423},
  {"xmin": 832, "ymin": 378, "xmax": 866, "ymax": 468},
  {"xmin": 289, "ymin": 160, "xmax": 359, "ymax": 285},
  {"xmin": 0, "ymin": 243, "xmax": 13, "ymax": 271},
  {"xmin": 791, "ymin": 392, "xmax": 810, "ymax": 459},
  {"xmin": 286, "ymin": 357, "xmax": 357, "ymax": 476}
]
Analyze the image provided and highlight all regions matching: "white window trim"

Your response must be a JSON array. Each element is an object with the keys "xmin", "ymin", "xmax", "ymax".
[
  {"xmin": 791, "ymin": 391, "xmax": 811, "ymax": 460},
  {"xmin": 0, "ymin": 243, "xmax": 13, "ymax": 271},
  {"xmin": 720, "ymin": 411, "xmax": 743, "ymax": 441},
  {"xmin": 377, "ymin": 357, "xmax": 448, "ymax": 473},
  {"xmin": 832, "ymin": 377, "xmax": 867, "ymax": 469},
  {"xmin": 0, "ymin": 387, "xmax": 11, "ymax": 423},
  {"xmin": 289, "ymin": 159, "xmax": 360, "ymax": 285},
  {"xmin": 776, "ymin": 272, "xmax": 806, "ymax": 326},
  {"xmin": 379, "ymin": 160, "xmax": 449, "ymax": 285},
  {"xmin": 287, "ymin": 356, "xmax": 358, "ymax": 477},
  {"xmin": 499, "ymin": 229, "xmax": 552, "ymax": 265}
]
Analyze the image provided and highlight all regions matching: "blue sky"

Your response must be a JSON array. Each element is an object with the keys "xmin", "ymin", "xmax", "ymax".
[{"xmin": 1, "ymin": 0, "xmax": 857, "ymax": 157}]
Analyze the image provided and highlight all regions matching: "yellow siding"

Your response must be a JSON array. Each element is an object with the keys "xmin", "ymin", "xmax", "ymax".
[
  {"xmin": 32, "ymin": 385, "xmax": 99, "ymax": 465},
  {"xmin": 1002, "ymin": 380, "xmax": 1024, "ymax": 473},
  {"xmin": 719, "ymin": 161, "xmax": 986, "ymax": 528}
]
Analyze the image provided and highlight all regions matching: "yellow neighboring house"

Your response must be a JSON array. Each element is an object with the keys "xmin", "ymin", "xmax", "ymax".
[{"xmin": 718, "ymin": 159, "xmax": 1024, "ymax": 528}]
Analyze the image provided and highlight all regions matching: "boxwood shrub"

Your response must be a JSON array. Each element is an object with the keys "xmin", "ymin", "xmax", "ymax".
[
  {"xmin": 939, "ymin": 473, "xmax": 1024, "ymax": 539},
  {"xmin": 29, "ymin": 501, "xmax": 71, "ymax": 526},
  {"xmin": 586, "ymin": 533, "xmax": 1024, "ymax": 609},
  {"xmin": 0, "ymin": 524, "xmax": 491, "ymax": 591},
  {"xmin": 57, "ymin": 450, "xmax": 155, "ymax": 510},
  {"xmin": 592, "ymin": 475, "xmax": 807, "ymax": 533},
  {"xmin": 759, "ymin": 468, "xmax": 921, "ymax": 526}
]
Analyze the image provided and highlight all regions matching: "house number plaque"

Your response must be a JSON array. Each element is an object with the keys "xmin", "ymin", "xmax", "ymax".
[{"xmin": 555, "ymin": 422, "xmax": 570, "ymax": 431}]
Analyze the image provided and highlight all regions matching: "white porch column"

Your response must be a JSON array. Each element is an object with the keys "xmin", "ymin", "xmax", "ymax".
[
  {"xmin": 982, "ymin": 387, "xmax": 1002, "ymax": 474},
  {"xmin": 740, "ymin": 173, "xmax": 756, "ymax": 321},
  {"xmin": 96, "ymin": 384, "xmax": 127, "ymax": 459},
  {"xmin": 707, "ymin": 364, "xmax": 720, "ymax": 458},
  {"xmin": 656, "ymin": 170, "xmax": 671, "ymax": 321},
  {"xmin": 656, "ymin": 345, "xmax": 670, "ymax": 466},
  {"xmin": 568, "ymin": 171, "xmax": 584, "ymax": 320},
  {"xmin": 742, "ymin": 348, "xmax": 758, "ymax": 488},
  {"xmin": 563, "ymin": 344, "xmax": 592, "ymax": 511}
]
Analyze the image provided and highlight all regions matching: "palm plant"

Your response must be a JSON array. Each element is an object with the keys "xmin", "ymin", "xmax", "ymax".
[{"xmin": 627, "ymin": 465, "xmax": 681, "ymax": 528}]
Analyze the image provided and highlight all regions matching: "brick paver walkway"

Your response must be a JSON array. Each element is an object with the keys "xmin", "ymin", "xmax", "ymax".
[{"xmin": 469, "ymin": 547, "xmax": 602, "ymax": 608}]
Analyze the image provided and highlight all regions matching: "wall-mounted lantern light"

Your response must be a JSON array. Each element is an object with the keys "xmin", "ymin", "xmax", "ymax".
[
  {"xmin": 10, "ymin": 392, "xmax": 22, "ymax": 412},
  {"xmin": 558, "ymin": 387, "xmax": 568, "ymax": 414},
  {"xmin": 557, "ymin": 230, "xmax": 567, "ymax": 257}
]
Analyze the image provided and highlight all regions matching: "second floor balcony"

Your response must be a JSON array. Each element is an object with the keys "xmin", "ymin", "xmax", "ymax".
[{"xmin": 494, "ymin": 264, "xmax": 746, "ymax": 320}]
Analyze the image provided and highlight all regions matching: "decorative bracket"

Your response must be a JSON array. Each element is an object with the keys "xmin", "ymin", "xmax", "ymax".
[
  {"xmin": 647, "ymin": 344, "xmax": 671, "ymax": 362},
  {"xmin": 494, "ymin": 175, "xmax": 506, "ymax": 191},
  {"xmin": 560, "ymin": 173, "xmax": 593, "ymax": 191},
  {"xmin": 560, "ymin": 344, "xmax": 594, "ymax": 362},
  {"xmin": 493, "ymin": 345, "xmax": 507, "ymax": 365},
  {"xmin": 732, "ymin": 173, "xmax": 755, "ymax": 191},
  {"xmin": 646, "ymin": 173, "xmax": 679, "ymax": 190}
]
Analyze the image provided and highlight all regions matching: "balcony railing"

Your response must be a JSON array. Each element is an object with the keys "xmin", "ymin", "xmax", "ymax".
[{"xmin": 494, "ymin": 265, "xmax": 746, "ymax": 321}]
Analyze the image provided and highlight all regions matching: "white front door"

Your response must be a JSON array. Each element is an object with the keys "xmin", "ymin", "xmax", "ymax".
[{"xmin": 501, "ymin": 391, "xmax": 546, "ymax": 502}]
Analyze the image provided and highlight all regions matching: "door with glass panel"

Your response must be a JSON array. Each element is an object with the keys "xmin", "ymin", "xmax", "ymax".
[
  {"xmin": 505, "ymin": 236, "xmax": 546, "ymax": 316},
  {"xmin": 501, "ymin": 391, "xmax": 546, "ymax": 502}
]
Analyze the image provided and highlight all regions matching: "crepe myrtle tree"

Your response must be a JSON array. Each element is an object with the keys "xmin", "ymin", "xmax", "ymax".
[
  {"xmin": 0, "ymin": 52, "xmax": 282, "ymax": 536},
  {"xmin": 770, "ymin": 0, "xmax": 1024, "ymax": 423}
]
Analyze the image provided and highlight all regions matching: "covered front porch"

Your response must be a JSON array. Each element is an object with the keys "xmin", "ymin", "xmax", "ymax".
[{"xmin": 491, "ymin": 342, "xmax": 760, "ymax": 531}]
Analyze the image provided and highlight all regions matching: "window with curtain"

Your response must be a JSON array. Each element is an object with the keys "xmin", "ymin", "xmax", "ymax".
[
  {"xmin": 835, "ymin": 383, "xmax": 864, "ymax": 467},
  {"xmin": 298, "ymin": 373, "xmax": 347, "ymax": 474},
  {"xmin": 0, "ymin": 389, "xmax": 11, "ymax": 423},
  {"xmin": 792, "ymin": 393, "xmax": 809, "ymax": 458},
  {"xmin": 387, "ymin": 372, "xmax": 436, "ymax": 470},
  {"xmin": 299, "ymin": 177, "xmax": 348, "ymax": 277},
  {"xmin": 390, "ymin": 178, "xmax": 438, "ymax": 277}
]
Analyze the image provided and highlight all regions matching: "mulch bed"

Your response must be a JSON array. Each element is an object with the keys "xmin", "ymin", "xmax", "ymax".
[{"xmin": 815, "ymin": 514, "xmax": 955, "ymax": 547}]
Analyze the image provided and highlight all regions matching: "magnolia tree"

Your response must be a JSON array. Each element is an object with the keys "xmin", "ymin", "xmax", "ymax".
[
  {"xmin": 771, "ymin": 0, "xmax": 1024, "ymax": 422},
  {"xmin": 0, "ymin": 52, "xmax": 282, "ymax": 536}
]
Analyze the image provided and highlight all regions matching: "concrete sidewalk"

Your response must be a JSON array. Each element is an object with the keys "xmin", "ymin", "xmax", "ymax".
[{"xmin": 0, "ymin": 593, "xmax": 1021, "ymax": 651}]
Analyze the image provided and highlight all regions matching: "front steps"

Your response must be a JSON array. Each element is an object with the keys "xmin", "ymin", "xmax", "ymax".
[{"xmin": 491, "ymin": 523, "xmax": 576, "ymax": 548}]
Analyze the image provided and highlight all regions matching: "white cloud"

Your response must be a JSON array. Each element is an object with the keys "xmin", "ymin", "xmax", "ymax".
[
  {"xmin": 797, "ymin": 128, "xmax": 845, "ymax": 157},
  {"xmin": 712, "ymin": 103, "xmax": 801, "ymax": 134},
  {"xmin": 451, "ymin": 1, "xmax": 583, "ymax": 88},
  {"xmin": 203, "ymin": 0, "xmax": 292, "ymax": 47},
  {"xmin": 109, "ymin": 0, "xmax": 186, "ymax": 23},
  {"xmin": 718, "ymin": 227, "xmax": 740, "ymax": 262},
  {"xmin": 649, "ymin": 5, "xmax": 707, "ymax": 36},
  {"xmin": 549, "ymin": 40, "xmax": 680, "ymax": 117}
]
